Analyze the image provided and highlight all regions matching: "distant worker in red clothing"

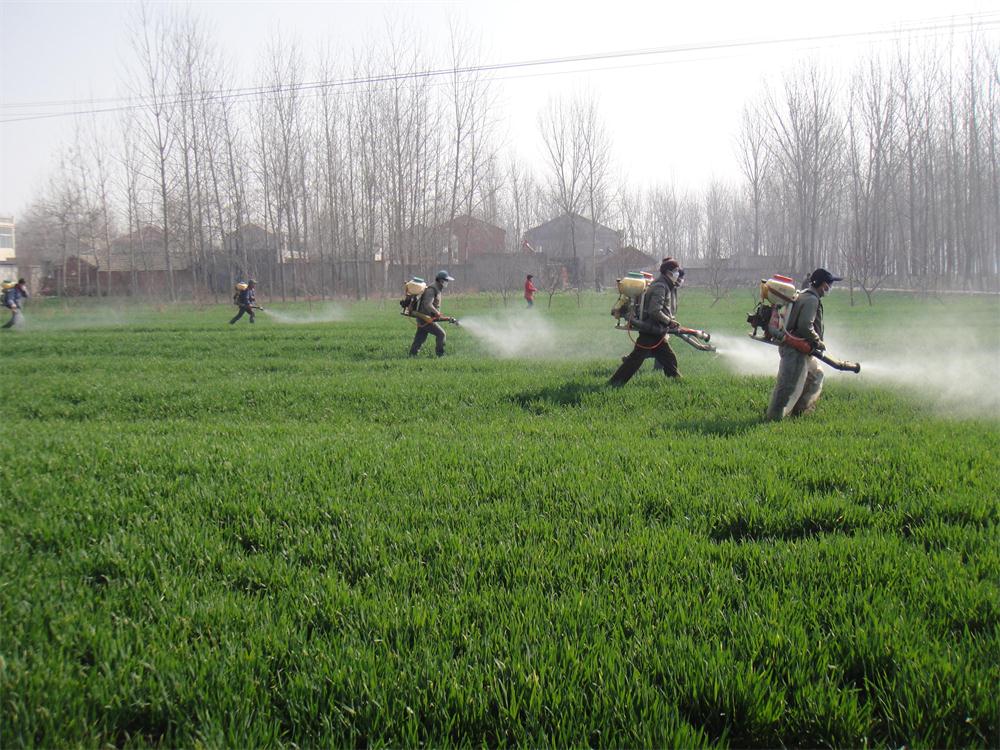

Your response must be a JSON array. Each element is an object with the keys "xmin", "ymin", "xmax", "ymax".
[{"xmin": 524, "ymin": 274, "xmax": 538, "ymax": 307}]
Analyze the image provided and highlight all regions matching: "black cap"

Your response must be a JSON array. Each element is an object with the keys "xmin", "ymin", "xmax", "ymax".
[
  {"xmin": 435, "ymin": 270, "xmax": 455, "ymax": 282},
  {"xmin": 809, "ymin": 268, "xmax": 842, "ymax": 286}
]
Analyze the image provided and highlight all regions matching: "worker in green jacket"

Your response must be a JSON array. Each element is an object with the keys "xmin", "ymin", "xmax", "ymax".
[{"xmin": 765, "ymin": 268, "xmax": 841, "ymax": 420}]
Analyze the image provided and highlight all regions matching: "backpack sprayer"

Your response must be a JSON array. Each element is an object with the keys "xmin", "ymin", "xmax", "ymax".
[
  {"xmin": 399, "ymin": 277, "xmax": 460, "ymax": 326},
  {"xmin": 611, "ymin": 271, "xmax": 716, "ymax": 352},
  {"xmin": 747, "ymin": 275, "xmax": 860, "ymax": 373}
]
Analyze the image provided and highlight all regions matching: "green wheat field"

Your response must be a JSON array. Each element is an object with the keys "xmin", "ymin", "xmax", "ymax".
[{"xmin": 2, "ymin": 290, "xmax": 998, "ymax": 748}]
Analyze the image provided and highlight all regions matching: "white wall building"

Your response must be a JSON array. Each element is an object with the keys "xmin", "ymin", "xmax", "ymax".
[
  {"xmin": 0, "ymin": 216, "xmax": 19, "ymax": 283},
  {"xmin": 0, "ymin": 216, "xmax": 14, "ymax": 263}
]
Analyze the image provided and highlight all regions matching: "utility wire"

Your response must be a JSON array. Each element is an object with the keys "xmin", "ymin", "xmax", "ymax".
[
  {"xmin": 1, "ymin": 11, "xmax": 996, "ymax": 124},
  {"xmin": 4, "ymin": 10, "xmax": 996, "ymax": 111},
  {"xmin": 4, "ymin": 13, "xmax": 995, "ymax": 115}
]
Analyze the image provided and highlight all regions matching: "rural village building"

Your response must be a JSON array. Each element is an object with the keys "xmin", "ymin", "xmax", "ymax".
[
  {"xmin": 30, "ymin": 211, "xmax": 804, "ymax": 299},
  {"xmin": 523, "ymin": 213, "xmax": 623, "ymax": 287},
  {"xmin": 45, "ymin": 226, "xmax": 194, "ymax": 296}
]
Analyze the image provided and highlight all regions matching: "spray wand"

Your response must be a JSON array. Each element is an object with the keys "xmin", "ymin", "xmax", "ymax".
[
  {"xmin": 749, "ymin": 334, "xmax": 861, "ymax": 373},
  {"xmin": 670, "ymin": 325, "xmax": 716, "ymax": 352},
  {"xmin": 405, "ymin": 312, "xmax": 460, "ymax": 327},
  {"xmin": 618, "ymin": 317, "xmax": 717, "ymax": 352}
]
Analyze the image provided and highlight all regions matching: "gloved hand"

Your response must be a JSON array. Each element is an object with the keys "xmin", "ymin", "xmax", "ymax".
[{"xmin": 813, "ymin": 340, "xmax": 826, "ymax": 352}]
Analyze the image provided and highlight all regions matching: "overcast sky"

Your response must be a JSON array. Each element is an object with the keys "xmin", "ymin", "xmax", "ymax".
[{"xmin": 1, "ymin": 0, "xmax": 996, "ymax": 217}]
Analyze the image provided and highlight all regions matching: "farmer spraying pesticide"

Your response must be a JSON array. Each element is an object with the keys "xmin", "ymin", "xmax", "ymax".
[
  {"xmin": 404, "ymin": 270, "xmax": 460, "ymax": 357},
  {"xmin": 762, "ymin": 268, "xmax": 858, "ymax": 420},
  {"xmin": 229, "ymin": 280, "xmax": 264, "ymax": 325},
  {"xmin": 1, "ymin": 278, "xmax": 29, "ymax": 329},
  {"xmin": 608, "ymin": 258, "xmax": 714, "ymax": 385}
]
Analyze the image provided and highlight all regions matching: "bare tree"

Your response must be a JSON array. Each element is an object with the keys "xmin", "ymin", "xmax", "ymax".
[
  {"xmin": 15, "ymin": 9, "xmax": 999, "ymax": 302},
  {"xmin": 765, "ymin": 65, "xmax": 844, "ymax": 275},
  {"xmin": 735, "ymin": 99, "xmax": 771, "ymax": 257},
  {"xmin": 703, "ymin": 181, "xmax": 737, "ymax": 305},
  {"xmin": 579, "ymin": 94, "xmax": 613, "ymax": 290},
  {"xmin": 542, "ymin": 262, "xmax": 564, "ymax": 309},
  {"xmin": 538, "ymin": 96, "xmax": 585, "ymax": 284},
  {"xmin": 444, "ymin": 21, "xmax": 498, "ymax": 267},
  {"xmin": 128, "ymin": 2, "xmax": 179, "ymax": 300},
  {"xmin": 85, "ymin": 117, "xmax": 117, "ymax": 296},
  {"xmin": 843, "ymin": 58, "xmax": 899, "ymax": 304}
]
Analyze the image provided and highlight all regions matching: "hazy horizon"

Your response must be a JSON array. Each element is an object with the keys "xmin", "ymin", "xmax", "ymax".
[{"xmin": 1, "ymin": 0, "xmax": 996, "ymax": 217}]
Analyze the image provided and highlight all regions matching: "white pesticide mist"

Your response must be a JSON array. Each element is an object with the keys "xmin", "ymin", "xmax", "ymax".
[
  {"xmin": 712, "ymin": 318, "xmax": 1000, "ymax": 420},
  {"xmin": 29, "ymin": 306, "xmax": 132, "ymax": 330},
  {"xmin": 261, "ymin": 304, "xmax": 347, "ymax": 324},
  {"xmin": 712, "ymin": 333, "xmax": 780, "ymax": 376},
  {"xmin": 459, "ymin": 310, "xmax": 560, "ymax": 358},
  {"xmin": 853, "ymin": 335, "xmax": 1000, "ymax": 419}
]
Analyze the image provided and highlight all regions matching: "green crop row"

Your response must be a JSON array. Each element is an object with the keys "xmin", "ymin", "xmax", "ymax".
[{"xmin": 1, "ymin": 291, "xmax": 997, "ymax": 748}]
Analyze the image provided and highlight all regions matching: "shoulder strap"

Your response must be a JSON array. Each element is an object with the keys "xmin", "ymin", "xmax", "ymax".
[{"xmin": 786, "ymin": 289, "xmax": 813, "ymax": 332}]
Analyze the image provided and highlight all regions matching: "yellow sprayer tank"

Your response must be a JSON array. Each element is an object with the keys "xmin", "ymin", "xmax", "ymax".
[
  {"xmin": 617, "ymin": 271, "xmax": 653, "ymax": 298},
  {"xmin": 760, "ymin": 274, "xmax": 796, "ymax": 305},
  {"xmin": 404, "ymin": 277, "xmax": 427, "ymax": 297},
  {"xmin": 235, "ymin": 282, "xmax": 249, "ymax": 292}
]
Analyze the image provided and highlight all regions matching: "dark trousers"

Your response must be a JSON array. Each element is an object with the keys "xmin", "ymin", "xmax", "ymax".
[
  {"xmin": 230, "ymin": 305, "xmax": 255, "ymax": 324},
  {"xmin": 410, "ymin": 322, "xmax": 446, "ymax": 356},
  {"xmin": 609, "ymin": 334, "xmax": 679, "ymax": 385},
  {"xmin": 2, "ymin": 308, "xmax": 22, "ymax": 328}
]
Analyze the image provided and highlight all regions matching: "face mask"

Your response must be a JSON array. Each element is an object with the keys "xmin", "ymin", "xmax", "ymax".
[
  {"xmin": 668, "ymin": 270, "xmax": 680, "ymax": 283},
  {"xmin": 439, "ymin": 280, "xmax": 448, "ymax": 288}
]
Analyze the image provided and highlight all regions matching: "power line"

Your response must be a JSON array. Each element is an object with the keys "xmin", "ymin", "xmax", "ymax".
[{"xmin": 1, "ymin": 12, "xmax": 996, "ymax": 124}]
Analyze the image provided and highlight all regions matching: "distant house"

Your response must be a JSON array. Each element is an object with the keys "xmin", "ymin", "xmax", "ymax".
[
  {"xmin": 436, "ymin": 215, "xmax": 506, "ymax": 263},
  {"xmin": 44, "ymin": 254, "xmax": 99, "ymax": 295},
  {"xmin": 523, "ymin": 213, "xmax": 622, "ymax": 286},
  {"xmin": 0, "ymin": 215, "xmax": 17, "ymax": 283},
  {"xmin": 224, "ymin": 223, "xmax": 279, "ymax": 274},
  {"xmin": 0, "ymin": 216, "xmax": 14, "ymax": 264},
  {"xmin": 523, "ymin": 214, "xmax": 621, "ymax": 260},
  {"xmin": 95, "ymin": 226, "xmax": 193, "ymax": 295}
]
